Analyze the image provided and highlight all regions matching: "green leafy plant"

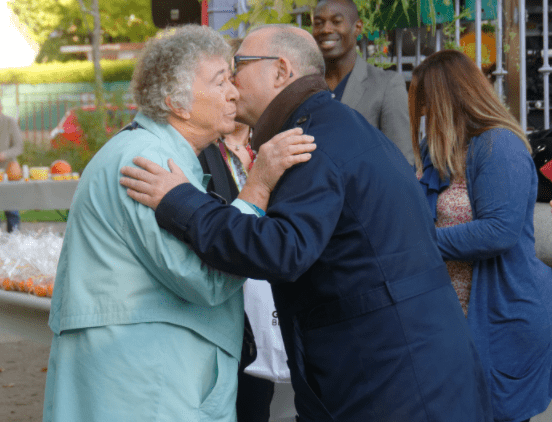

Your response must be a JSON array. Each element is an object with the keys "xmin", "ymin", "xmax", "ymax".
[
  {"xmin": 20, "ymin": 140, "xmax": 92, "ymax": 174},
  {"xmin": 366, "ymin": 35, "xmax": 394, "ymax": 69},
  {"xmin": 356, "ymin": 0, "xmax": 420, "ymax": 35},
  {"xmin": 442, "ymin": 8, "xmax": 471, "ymax": 50},
  {"xmin": 221, "ymin": 0, "xmax": 313, "ymax": 31},
  {"xmin": 221, "ymin": 0, "xmax": 454, "ymax": 70}
]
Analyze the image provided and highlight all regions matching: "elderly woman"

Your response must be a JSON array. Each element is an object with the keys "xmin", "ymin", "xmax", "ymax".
[{"xmin": 43, "ymin": 25, "xmax": 315, "ymax": 422}]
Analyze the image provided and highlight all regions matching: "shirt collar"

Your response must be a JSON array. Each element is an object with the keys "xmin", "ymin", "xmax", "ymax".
[{"xmin": 134, "ymin": 112, "xmax": 210, "ymax": 189}]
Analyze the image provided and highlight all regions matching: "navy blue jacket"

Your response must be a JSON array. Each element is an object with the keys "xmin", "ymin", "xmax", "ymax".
[{"xmin": 155, "ymin": 91, "xmax": 493, "ymax": 421}]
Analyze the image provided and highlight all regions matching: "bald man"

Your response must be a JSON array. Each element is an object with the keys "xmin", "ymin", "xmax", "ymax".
[{"xmin": 121, "ymin": 24, "xmax": 492, "ymax": 421}]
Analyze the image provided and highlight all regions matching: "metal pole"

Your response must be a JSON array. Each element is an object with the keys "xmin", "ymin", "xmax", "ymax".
[
  {"xmin": 15, "ymin": 83, "xmax": 19, "ymax": 121},
  {"xmin": 396, "ymin": 30, "xmax": 403, "ymax": 75},
  {"xmin": 476, "ymin": 0, "xmax": 482, "ymax": 68},
  {"xmin": 201, "ymin": 0, "xmax": 208, "ymax": 25},
  {"xmin": 416, "ymin": 26, "xmax": 422, "ymax": 66},
  {"xmin": 237, "ymin": 0, "xmax": 247, "ymax": 38},
  {"xmin": 360, "ymin": 36, "xmax": 367, "ymax": 60},
  {"xmin": 519, "ymin": 0, "xmax": 527, "ymax": 131},
  {"xmin": 455, "ymin": 0, "xmax": 461, "ymax": 47},
  {"xmin": 493, "ymin": 0, "xmax": 508, "ymax": 100},
  {"xmin": 539, "ymin": 0, "xmax": 551, "ymax": 129}
]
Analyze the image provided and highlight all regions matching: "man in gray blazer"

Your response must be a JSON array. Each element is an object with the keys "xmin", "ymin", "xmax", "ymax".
[{"xmin": 312, "ymin": 0, "xmax": 414, "ymax": 164}]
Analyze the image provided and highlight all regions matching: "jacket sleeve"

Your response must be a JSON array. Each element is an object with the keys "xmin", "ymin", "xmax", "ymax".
[
  {"xmin": 380, "ymin": 72, "xmax": 413, "ymax": 165},
  {"xmin": 436, "ymin": 129, "xmax": 533, "ymax": 261},
  {"xmin": 118, "ymin": 146, "xmax": 249, "ymax": 307},
  {"xmin": 154, "ymin": 149, "xmax": 345, "ymax": 283}
]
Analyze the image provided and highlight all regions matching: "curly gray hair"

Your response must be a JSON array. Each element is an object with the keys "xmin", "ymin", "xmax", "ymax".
[{"xmin": 132, "ymin": 25, "xmax": 231, "ymax": 123}]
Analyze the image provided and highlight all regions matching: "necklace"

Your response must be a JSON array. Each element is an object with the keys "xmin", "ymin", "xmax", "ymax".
[
  {"xmin": 222, "ymin": 128, "xmax": 253, "ymax": 151},
  {"xmin": 218, "ymin": 139, "xmax": 256, "ymax": 172},
  {"xmin": 222, "ymin": 140, "xmax": 245, "ymax": 150}
]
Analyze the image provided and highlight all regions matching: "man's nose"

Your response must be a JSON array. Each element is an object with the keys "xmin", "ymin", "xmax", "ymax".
[{"xmin": 321, "ymin": 21, "xmax": 333, "ymax": 33}]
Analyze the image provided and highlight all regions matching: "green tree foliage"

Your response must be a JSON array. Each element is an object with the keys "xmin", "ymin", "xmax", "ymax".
[
  {"xmin": 223, "ymin": 0, "xmax": 424, "ymax": 33},
  {"xmin": 222, "ymin": 0, "xmax": 315, "ymax": 30},
  {"xmin": 8, "ymin": 0, "xmax": 158, "ymax": 62},
  {"xmin": 223, "ymin": 0, "xmax": 451, "ymax": 40}
]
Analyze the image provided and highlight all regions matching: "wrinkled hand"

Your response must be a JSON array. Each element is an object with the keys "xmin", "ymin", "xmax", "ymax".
[
  {"xmin": 120, "ymin": 157, "xmax": 188, "ymax": 210},
  {"xmin": 239, "ymin": 128, "xmax": 316, "ymax": 210},
  {"xmin": 250, "ymin": 128, "xmax": 315, "ymax": 192}
]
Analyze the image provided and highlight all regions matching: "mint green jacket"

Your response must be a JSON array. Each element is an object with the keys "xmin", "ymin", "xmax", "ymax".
[{"xmin": 49, "ymin": 112, "xmax": 253, "ymax": 359}]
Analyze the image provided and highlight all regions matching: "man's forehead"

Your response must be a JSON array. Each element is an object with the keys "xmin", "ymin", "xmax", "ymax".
[
  {"xmin": 314, "ymin": 0, "xmax": 358, "ymax": 20},
  {"xmin": 240, "ymin": 30, "xmax": 269, "ymax": 53}
]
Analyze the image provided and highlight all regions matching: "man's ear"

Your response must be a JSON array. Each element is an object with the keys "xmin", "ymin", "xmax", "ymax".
[
  {"xmin": 274, "ymin": 57, "xmax": 295, "ymax": 88},
  {"xmin": 354, "ymin": 19, "xmax": 363, "ymax": 39},
  {"xmin": 165, "ymin": 96, "xmax": 190, "ymax": 121}
]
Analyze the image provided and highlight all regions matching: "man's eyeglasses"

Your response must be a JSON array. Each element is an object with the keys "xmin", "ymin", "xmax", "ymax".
[{"xmin": 232, "ymin": 55, "xmax": 280, "ymax": 76}]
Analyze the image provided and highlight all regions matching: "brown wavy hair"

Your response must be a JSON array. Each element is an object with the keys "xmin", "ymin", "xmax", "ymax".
[{"xmin": 409, "ymin": 49, "xmax": 530, "ymax": 179}]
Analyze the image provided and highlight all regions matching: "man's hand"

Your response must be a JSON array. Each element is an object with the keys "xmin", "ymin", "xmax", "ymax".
[
  {"xmin": 0, "ymin": 152, "xmax": 6, "ymax": 163},
  {"xmin": 120, "ymin": 157, "xmax": 189, "ymax": 210},
  {"xmin": 239, "ymin": 128, "xmax": 316, "ymax": 210}
]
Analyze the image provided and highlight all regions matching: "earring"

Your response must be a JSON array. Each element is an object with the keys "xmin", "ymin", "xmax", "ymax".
[{"xmin": 290, "ymin": 71, "xmax": 294, "ymax": 77}]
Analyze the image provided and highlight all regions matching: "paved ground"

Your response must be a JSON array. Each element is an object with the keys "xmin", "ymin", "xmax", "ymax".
[{"xmin": 0, "ymin": 334, "xmax": 50, "ymax": 422}]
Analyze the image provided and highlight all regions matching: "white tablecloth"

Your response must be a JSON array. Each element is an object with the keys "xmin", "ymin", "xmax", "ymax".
[{"xmin": 0, "ymin": 179, "xmax": 78, "ymax": 210}]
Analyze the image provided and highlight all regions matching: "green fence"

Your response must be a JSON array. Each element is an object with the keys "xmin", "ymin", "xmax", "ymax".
[{"xmin": 1, "ymin": 81, "xmax": 131, "ymax": 143}]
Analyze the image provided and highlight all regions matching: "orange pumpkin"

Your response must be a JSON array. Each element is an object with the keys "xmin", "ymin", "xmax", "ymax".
[
  {"xmin": 6, "ymin": 161, "xmax": 22, "ymax": 181},
  {"xmin": 50, "ymin": 160, "xmax": 72, "ymax": 175}
]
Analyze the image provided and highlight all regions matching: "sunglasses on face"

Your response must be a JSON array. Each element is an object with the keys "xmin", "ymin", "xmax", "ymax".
[{"xmin": 232, "ymin": 55, "xmax": 280, "ymax": 76}]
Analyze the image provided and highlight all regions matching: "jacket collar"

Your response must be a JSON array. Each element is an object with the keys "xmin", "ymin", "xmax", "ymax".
[
  {"xmin": 133, "ymin": 112, "xmax": 208, "ymax": 188},
  {"xmin": 251, "ymin": 74, "xmax": 328, "ymax": 151},
  {"xmin": 340, "ymin": 55, "xmax": 367, "ymax": 107}
]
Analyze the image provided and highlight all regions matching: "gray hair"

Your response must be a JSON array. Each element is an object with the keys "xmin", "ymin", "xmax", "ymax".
[
  {"xmin": 131, "ymin": 25, "xmax": 231, "ymax": 123},
  {"xmin": 249, "ymin": 25, "xmax": 325, "ymax": 77}
]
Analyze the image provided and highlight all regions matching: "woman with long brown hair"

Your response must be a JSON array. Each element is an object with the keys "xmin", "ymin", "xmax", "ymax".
[{"xmin": 410, "ymin": 49, "xmax": 552, "ymax": 422}]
